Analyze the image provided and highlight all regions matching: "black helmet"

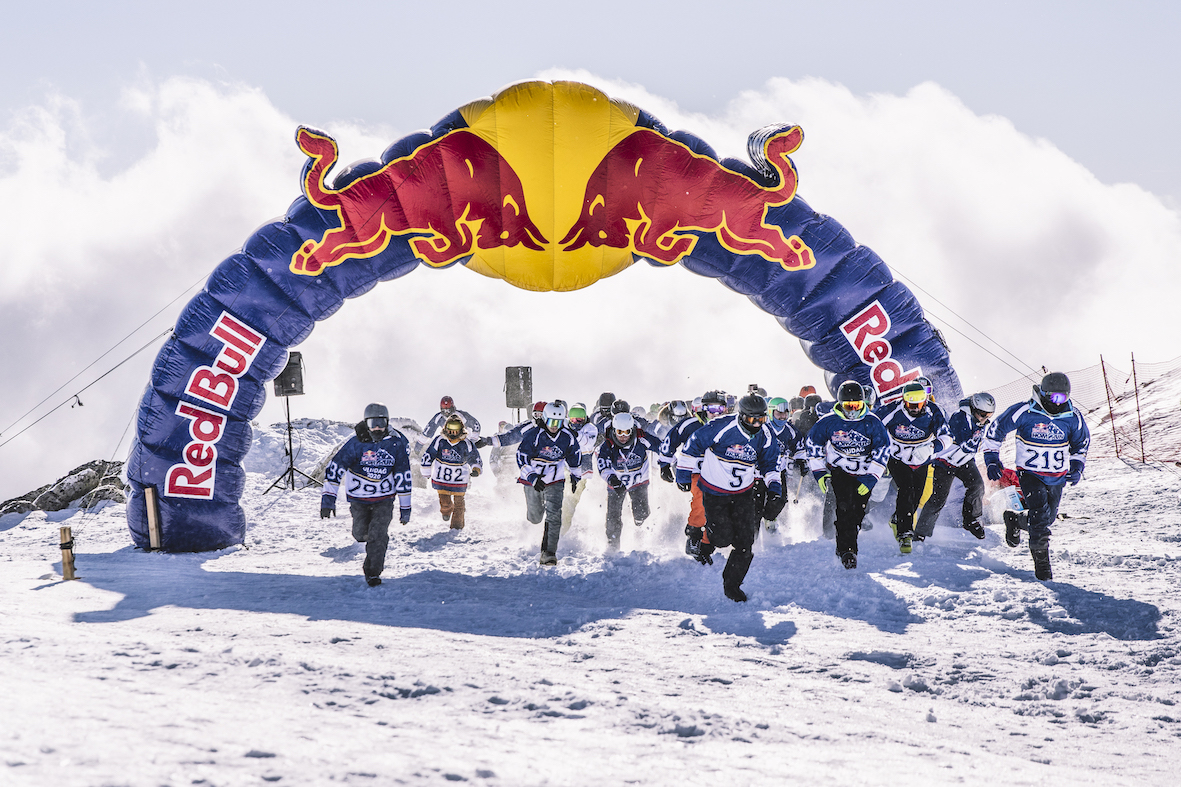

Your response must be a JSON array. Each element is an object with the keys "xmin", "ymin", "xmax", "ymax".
[
  {"xmin": 836, "ymin": 381, "xmax": 867, "ymax": 421},
  {"xmin": 737, "ymin": 394, "xmax": 768, "ymax": 434},
  {"xmin": 803, "ymin": 393, "xmax": 822, "ymax": 411},
  {"xmin": 1034, "ymin": 372, "xmax": 1071, "ymax": 415},
  {"xmin": 700, "ymin": 390, "xmax": 727, "ymax": 421},
  {"xmin": 611, "ymin": 399, "xmax": 631, "ymax": 415},
  {"xmin": 363, "ymin": 402, "xmax": 389, "ymax": 435},
  {"xmin": 788, "ymin": 396, "xmax": 804, "ymax": 413},
  {"xmin": 597, "ymin": 392, "xmax": 616, "ymax": 416}
]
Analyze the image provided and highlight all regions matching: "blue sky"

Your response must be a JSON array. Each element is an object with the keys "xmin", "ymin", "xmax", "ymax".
[{"xmin": 1, "ymin": 1, "xmax": 1178, "ymax": 497}]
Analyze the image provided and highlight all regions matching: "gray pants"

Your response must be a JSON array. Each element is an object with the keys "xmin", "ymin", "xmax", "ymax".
[
  {"xmin": 524, "ymin": 482, "xmax": 566, "ymax": 554},
  {"xmin": 605, "ymin": 484, "xmax": 650, "ymax": 546},
  {"xmin": 351, "ymin": 500, "xmax": 394, "ymax": 579}
]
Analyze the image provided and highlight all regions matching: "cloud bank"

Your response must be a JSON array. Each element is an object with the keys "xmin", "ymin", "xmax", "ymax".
[{"xmin": 1, "ymin": 73, "xmax": 1177, "ymax": 499}]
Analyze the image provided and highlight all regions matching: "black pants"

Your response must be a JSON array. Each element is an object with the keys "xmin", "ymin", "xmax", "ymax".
[
  {"xmin": 605, "ymin": 483, "xmax": 651, "ymax": 546},
  {"xmin": 700, "ymin": 488, "xmax": 760, "ymax": 591},
  {"xmin": 887, "ymin": 458, "xmax": 928, "ymax": 534},
  {"xmin": 351, "ymin": 500, "xmax": 394, "ymax": 579},
  {"xmin": 915, "ymin": 461, "xmax": 984, "ymax": 538},
  {"xmin": 1018, "ymin": 470, "xmax": 1065, "ymax": 548},
  {"xmin": 832, "ymin": 468, "xmax": 871, "ymax": 556}
]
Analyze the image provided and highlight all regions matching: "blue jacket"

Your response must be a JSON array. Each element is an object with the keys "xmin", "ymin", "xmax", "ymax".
[
  {"xmin": 805, "ymin": 410, "xmax": 891, "ymax": 489},
  {"xmin": 658, "ymin": 415, "xmax": 707, "ymax": 469},
  {"xmin": 873, "ymin": 400, "xmax": 952, "ymax": 468},
  {"xmin": 983, "ymin": 398, "xmax": 1090, "ymax": 485},
  {"xmin": 594, "ymin": 429, "xmax": 662, "ymax": 490},
  {"xmin": 421, "ymin": 434, "xmax": 483, "ymax": 492},
  {"xmin": 768, "ymin": 418, "xmax": 806, "ymax": 469},
  {"xmin": 935, "ymin": 399, "xmax": 989, "ymax": 468},
  {"xmin": 516, "ymin": 427, "xmax": 583, "ymax": 487},
  {"xmin": 675, "ymin": 416, "xmax": 782, "ymax": 496},
  {"xmin": 323, "ymin": 430, "xmax": 413, "ymax": 514}
]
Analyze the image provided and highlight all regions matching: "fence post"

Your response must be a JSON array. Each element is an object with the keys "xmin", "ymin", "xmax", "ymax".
[
  {"xmin": 144, "ymin": 486, "xmax": 162, "ymax": 550},
  {"xmin": 1100, "ymin": 355, "xmax": 1120, "ymax": 459},
  {"xmin": 59, "ymin": 526, "xmax": 76, "ymax": 580},
  {"xmin": 1131, "ymin": 353, "xmax": 1146, "ymax": 463}
]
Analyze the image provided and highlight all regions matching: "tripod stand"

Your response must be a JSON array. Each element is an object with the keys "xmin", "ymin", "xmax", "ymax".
[{"xmin": 265, "ymin": 395, "xmax": 321, "ymax": 493}]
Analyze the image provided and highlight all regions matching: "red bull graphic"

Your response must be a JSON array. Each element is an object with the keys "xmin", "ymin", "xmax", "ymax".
[
  {"xmin": 125, "ymin": 79, "xmax": 959, "ymax": 553},
  {"xmin": 841, "ymin": 300, "xmax": 923, "ymax": 402},
  {"xmin": 561, "ymin": 126, "xmax": 815, "ymax": 271},
  {"xmin": 290, "ymin": 127, "xmax": 547, "ymax": 274}
]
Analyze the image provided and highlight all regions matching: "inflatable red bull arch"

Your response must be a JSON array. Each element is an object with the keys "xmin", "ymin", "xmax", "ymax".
[{"xmin": 127, "ymin": 80, "xmax": 959, "ymax": 551}]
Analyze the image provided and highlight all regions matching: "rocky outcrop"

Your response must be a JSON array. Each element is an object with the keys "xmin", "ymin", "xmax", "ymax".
[{"xmin": 0, "ymin": 460, "xmax": 126, "ymax": 516}]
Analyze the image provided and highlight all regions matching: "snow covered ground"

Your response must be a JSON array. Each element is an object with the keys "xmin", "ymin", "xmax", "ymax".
[{"xmin": 3, "ymin": 417, "xmax": 1180, "ymax": 786}]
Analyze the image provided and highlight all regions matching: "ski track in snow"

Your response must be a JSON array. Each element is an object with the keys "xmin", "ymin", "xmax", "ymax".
[{"xmin": 2, "ymin": 421, "xmax": 1180, "ymax": 786}]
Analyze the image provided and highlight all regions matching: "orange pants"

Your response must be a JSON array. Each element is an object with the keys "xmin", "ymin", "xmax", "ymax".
[
  {"xmin": 438, "ymin": 491, "xmax": 466, "ymax": 529},
  {"xmin": 688, "ymin": 473, "xmax": 709, "ymax": 544}
]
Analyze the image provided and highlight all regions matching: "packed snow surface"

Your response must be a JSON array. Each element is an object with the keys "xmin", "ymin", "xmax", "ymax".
[{"xmin": 2, "ymin": 418, "xmax": 1180, "ymax": 786}]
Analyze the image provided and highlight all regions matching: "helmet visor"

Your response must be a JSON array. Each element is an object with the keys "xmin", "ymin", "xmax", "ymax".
[
  {"xmin": 545, "ymin": 418, "xmax": 564, "ymax": 432},
  {"xmin": 366, "ymin": 417, "xmax": 388, "ymax": 430},
  {"xmin": 902, "ymin": 389, "xmax": 927, "ymax": 405}
]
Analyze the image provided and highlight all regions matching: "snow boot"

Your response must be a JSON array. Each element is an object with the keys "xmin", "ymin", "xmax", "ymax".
[
  {"xmin": 840, "ymin": 551, "xmax": 858, "ymax": 570},
  {"xmin": 366, "ymin": 576, "xmax": 382, "ymax": 587},
  {"xmin": 1003, "ymin": 510, "xmax": 1023, "ymax": 548},
  {"xmin": 1030, "ymin": 543, "xmax": 1052, "ymax": 581},
  {"xmin": 897, "ymin": 533, "xmax": 912, "ymax": 554},
  {"xmin": 539, "ymin": 552, "xmax": 557, "ymax": 566},
  {"xmin": 962, "ymin": 519, "xmax": 986, "ymax": 540},
  {"xmin": 724, "ymin": 584, "xmax": 748, "ymax": 602}
]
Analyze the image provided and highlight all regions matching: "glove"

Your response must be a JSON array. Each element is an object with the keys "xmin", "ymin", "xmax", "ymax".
[
  {"xmin": 320, "ymin": 507, "xmax": 334, "ymax": 519},
  {"xmin": 677, "ymin": 479, "xmax": 692, "ymax": 493},
  {"xmin": 570, "ymin": 475, "xmax": 580, "ymax": 493},
  {"xmin": 857, "ymin": 476, "xmax": 876, "ymax": 496},
  {"xmin": 795, "ymin": 459, "xmax": 808, "ymax": 477},
  {"xmin": 399, "ymin": 507, "xmax": 411, "ymax": 525},
  {"xmin": 816, "ymin": 473, "xmax": 831, "ymax": 494},
  {"xmin": 607, "ymin": 475, "xmax": 625, "ymax": 492},
  {"xmin": 1067, "ymin": 459, "xmax": 1084, "ymax": 485},
  {"xmin": 659, "ymin": 464, "xmax": 675, "ymax": 483},
  {"xmin": 320, "ymin": 494, "xmax": 335, "ymax": 518},
  {"xmin": 474, "ymin": 437, "xmax": 491, "ymax": 449},
  {"xmin": 763, "ymin": 492, "xmax": 786, "ymax": 520},
  {"xmin": 856, "ymin": 483, "xmax": 870, "ymax": 496},
  {"xmin": 986, "ymin": 462, "xmax": 1004, "ymax": 481},
  {"xmin": 469, "ymin": 466, "xmax": 481, "ymax": 478},
  {"xmin": 532, "ymin": 475, "xmax": 547, "ymax": 492}
]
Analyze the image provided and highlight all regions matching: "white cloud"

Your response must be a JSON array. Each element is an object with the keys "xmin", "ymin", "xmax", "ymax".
[{"xmin": 2, "ymin": 73, "xmax": 1179, "ymax": 499}]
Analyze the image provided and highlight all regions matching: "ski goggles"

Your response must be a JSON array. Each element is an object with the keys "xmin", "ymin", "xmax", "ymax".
[
  {"xmin": 545, "ymin": 418, "xmax": 565, "ymax": 431},
  {"xmin": 902, "ymin": 389, "xmax": 927, "ymax": 405},
  {"xmin": 839, "ymin": 400, "xmax": 864, "ymax": 415},
  {"xmin": 703, "ymin": 403, "xmax": 727, "ymax": 417},
  {"xmin": 614, "ymin": 428, "xmax": 634, "ymax": 441},
  {"xmin": 365, "ymin": 417, "xmax": 388, "ymax": 430},
  {"xmin": 1045, "ymin": 391, "xmax": 1069, "ymax": 405},
  {"xmin": 568, "ymin": 417, "xmax": 587, "ymax": 428}
]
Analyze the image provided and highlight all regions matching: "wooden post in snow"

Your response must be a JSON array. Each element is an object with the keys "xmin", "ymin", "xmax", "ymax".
[
  {"xmin": 59, "ymin": 526, "xmax": 76, "ymax": 580},
  {"xmin": 144, "ymin": 486, "xmax": 162, "ymax": 551}
]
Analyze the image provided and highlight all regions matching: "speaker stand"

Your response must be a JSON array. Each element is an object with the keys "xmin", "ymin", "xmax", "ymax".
[{"xmin": 265, "ymin": 396, "xmax": 322, "ymax": 493}]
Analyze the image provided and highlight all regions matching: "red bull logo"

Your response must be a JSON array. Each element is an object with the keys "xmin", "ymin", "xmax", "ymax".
[
  {"xmin": 290, "ymin": 127, "xmax": 548, "ymax": 275},
  {"xmin": 841, "ymin": 300, "xmax": 922, "ymax": 402},
  {"xmin": 560, "ymin": 126, "xmax": 815, "ymax": 271}
]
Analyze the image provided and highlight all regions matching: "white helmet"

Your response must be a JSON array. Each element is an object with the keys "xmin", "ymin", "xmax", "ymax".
[
  {"xmin": 542, "ymin": 401, "xmax": 567, "ymax": 433},
  {"xmin": 612, "ymin": 412, "xmax": 635, "ymax": 442}
]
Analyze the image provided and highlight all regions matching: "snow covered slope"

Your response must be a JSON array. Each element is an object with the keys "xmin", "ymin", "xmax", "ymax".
[{"xmin": 2, "ymin": 415, "xmax": 1179, "ymax": 786}]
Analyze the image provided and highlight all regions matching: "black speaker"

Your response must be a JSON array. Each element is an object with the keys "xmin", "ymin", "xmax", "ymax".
[
  {"xmin": 273, "ymin": 352, "xmax": 305, "ymax": 397},
  {"xmin": 505, "ymin": 366, "xmax": 532, "ymax": 408}
]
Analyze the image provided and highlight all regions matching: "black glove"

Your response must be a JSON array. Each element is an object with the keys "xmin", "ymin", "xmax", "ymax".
[
  {"xmin": 399, "ymin": 507, "xmax": 411, "ymax": 524},
  {"xmin": 677, "ymin": 480, "xmax": 692, "ymax": 493},
  {"xmin": 469, "ymin": 466, "xmax": 482, "ymax": 478},
  {"xmin": 607, "ymin": 475, "xmax": 625, "ymax": 492},
  {"xmin": 659, "ymin": 464, "xmax": 675, "ymax": 483},
  {"xmin": 532, "ymin": 475, "xmax": 547, "ymax": 492},
  {"xmin": 986, "ymin": 462, "xmax": 1004, "ymax": 481},
  {"xmin": 570, "ymin": 475, "xmax": 580, "ymax": 493},
  {"xmin": 320, "ymin": 507, "xmax": 335, "ymax": 519},
  {"xmin": 763, "ymin": 492, "xmax": 786, "ymax": 521},
  {"xmin": 795, "ymin": 459, "xmax": 808, "ymax": 476},
  {"xmin": 474, "ymin": 436, "xmax": 491, "ymax": 449}
]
